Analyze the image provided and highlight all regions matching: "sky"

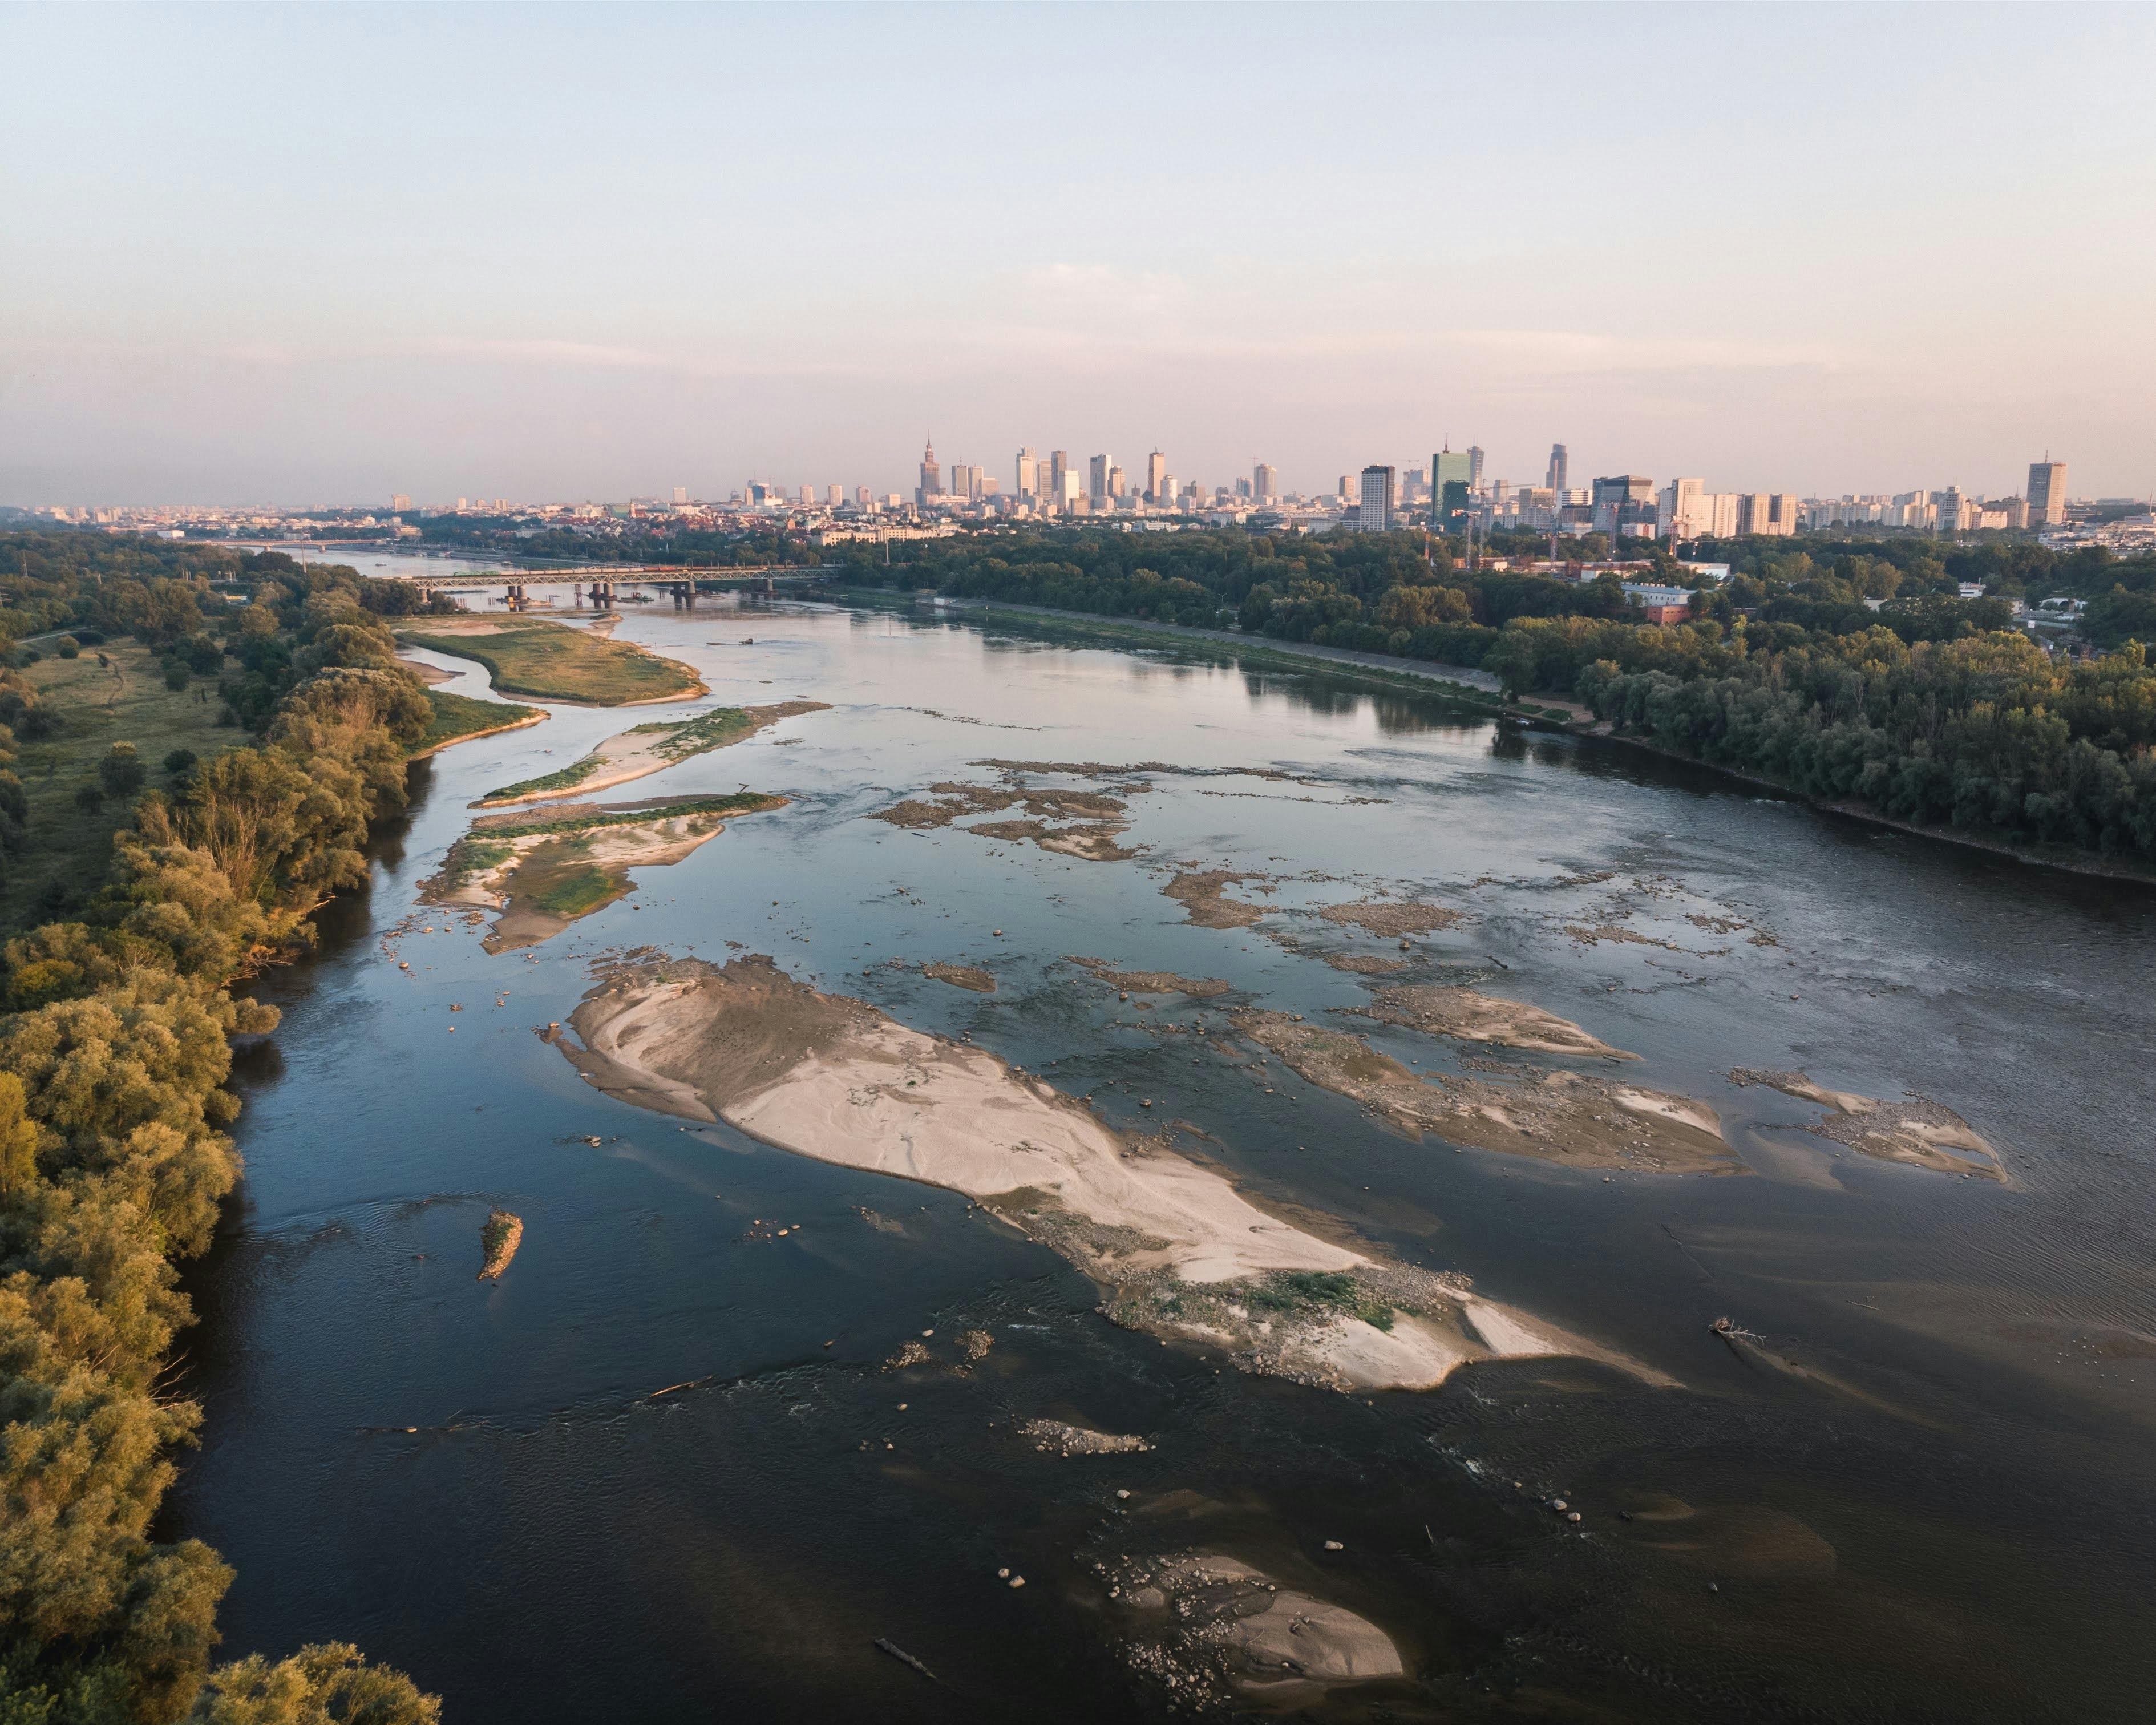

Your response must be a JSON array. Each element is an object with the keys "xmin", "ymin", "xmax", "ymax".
[{"xmin": 3, "ymin": 1, "xmax": 2153, "ymax": 508}]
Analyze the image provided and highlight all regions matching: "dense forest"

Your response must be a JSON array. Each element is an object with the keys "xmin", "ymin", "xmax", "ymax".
[
  {"xmin": 414, "ymin": 516, "xmax": 821, "ymax": 568},
  {"xmin": 1, "ymin": 534, "xmax": 439, "ymax": 1720},
  {"xmin": 832, "ymin": 525, "xmax": 2156, "ymax": 862}
]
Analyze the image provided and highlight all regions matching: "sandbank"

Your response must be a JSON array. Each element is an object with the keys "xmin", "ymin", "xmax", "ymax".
[
  {"xmin": 427, "ymin": 794, "xmax": 783, "ymax": 952},
  {"xmin": 474, "ymin": 699, "xmax": 828, "ymax": 807},
  {"xmin": 872, "ymin": 779, "xmax": 1139, "ymax": 862},
  {"xmin": 1162, "ymin": 868, "xmax": 1271, "ymax": 928},
  {"xmin": 1103, "ymin": 1552, "xmax": 1403, "ymax": 1699},
  {"xmin": 1355, "ymin": 984, "xmax": 1637, "ymax": 1059},
  {"xmin": 1235, "ymin": 1011, "xmax": 1734, "ymax": 1174},
  {"xmin": 560, "ymin": 955, "xmax": 1665, "ymax": 1393},
  {"xmin": 1067, "ymin": 958, "xmax": 1232, "ymax": 997},
  {"xmin": 1730, "ymin": 1069, "xmax": 2005, "ymax": 1180},
  {"xmin": 1314, "ymin": 898, "xmax": 1463, "ymax": 936},
  {"xmin": 478, "ymin": 1209, "xmax": 523, "ymax": 1280}
]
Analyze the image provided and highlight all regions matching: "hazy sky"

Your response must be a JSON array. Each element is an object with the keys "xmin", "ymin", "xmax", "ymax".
[{"xmin": 4, "ymin": 2, "xmax": 2153, "ymax": 507}]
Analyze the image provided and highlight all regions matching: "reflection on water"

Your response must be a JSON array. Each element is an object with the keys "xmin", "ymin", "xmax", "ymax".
[{"xmin": 170, "ymin": 594, "xmax": 2156, "ymax": 1723}]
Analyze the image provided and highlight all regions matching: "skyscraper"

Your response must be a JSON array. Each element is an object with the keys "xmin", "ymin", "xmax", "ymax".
[
  {"xmin": 1547, "ymin": 445, "xmax": 1568, "ymax": 495},
  {"xmin": 1016, "ymin": 447, "xmax": 1039, "ymax": 498},
  {"xmin": 1360, "ymin": 465, "xmax": 1394, "ymax": 531},
  {"xmin": 671, "ymin": 487, "xmax": 689, "ymax": 505},
  {"xmin": 1592, "ymin": 475, "xmax": 1655, "ymax": 536},
  {"xmin": 1467, "ymin": 446, "xmax": 1485, "ymax": 489},
  {"xmin": 1050, "ymin": 450, "xmax": 1069, "ymax": 503},
  {"xmin": 855, "ymin": 485, "xmax": 872, "ymax": 508},
  {"xmin": 1108, "ymin": 464, "xmax": 1127, "ymax": 499},
  {"xmin": 1146, "ymin": 450, "xmax": 1167, "ymax": 502},
  {"xmin": 1253, "ymin": 461, "xmax": 1278, "ymax": 503},
  {"xmin": 2028, "ymin": 459, "xmax": 2067, "ymax": 526},
  {"xmin": 1089, "ymin": 454, "xmax": 1111, "ymax": 501},
  {"xmin": 917, "ymin": 435, "xmax": 941, "ymax": 506},
  {"xmin": 1434, "ymin": 449, "xmax": 1474, "ymax": 522}
]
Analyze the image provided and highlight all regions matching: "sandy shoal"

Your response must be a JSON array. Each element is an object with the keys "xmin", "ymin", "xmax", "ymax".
[
  {"xmin": 561, "ymin": 955, "xmax": 1670, "ymax": 1393},
  {"xmin": 475, "ymin": 699, "xmax": 829, "ymax": 807}
]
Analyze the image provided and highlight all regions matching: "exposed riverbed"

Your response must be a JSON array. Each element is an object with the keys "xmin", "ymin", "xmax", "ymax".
[{"xmin": 173, "ymin": 585, "xmax": 2156, "ymax": 1723}]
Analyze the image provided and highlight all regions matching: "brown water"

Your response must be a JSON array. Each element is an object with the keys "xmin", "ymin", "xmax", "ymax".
[{"xmin": 169, "ymin": 591, "xmax": 2156, "ymax": 1721}]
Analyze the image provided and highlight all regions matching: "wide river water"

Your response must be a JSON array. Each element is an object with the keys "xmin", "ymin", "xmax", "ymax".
[{"xmin": 168, "ymin": 579, "xmax": 2156, "ymax": 1722}]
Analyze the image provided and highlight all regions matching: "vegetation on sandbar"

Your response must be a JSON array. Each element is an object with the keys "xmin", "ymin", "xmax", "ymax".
[{"xmin": 396, "ymin": 616, "xmax": 704, "ymax": 705}]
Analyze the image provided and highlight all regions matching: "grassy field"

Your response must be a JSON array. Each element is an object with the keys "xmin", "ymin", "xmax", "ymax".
[
  {"xmin": 2, "ymin": 641, "xmax": 238, "ymax": 931},
  {"xmin": 396, "ymin": 619, "xmax": 705, "ymax": 706},
  {"xmin": 418, "ymin": 689, "xmax": 544, "ymax": 756}
]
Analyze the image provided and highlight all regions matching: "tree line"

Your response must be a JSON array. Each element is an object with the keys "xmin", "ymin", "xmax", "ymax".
[
  {"xmin": 2, "ymin": 534, "xmax": 439, "ymax": 1720},
  {"xmin": 835, "ymin": 525, "xmax": 2156, "ymax": 863}
]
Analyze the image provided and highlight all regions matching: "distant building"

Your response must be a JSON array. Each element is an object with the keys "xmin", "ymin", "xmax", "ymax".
[
  {"xmin": 391, "ymin": 493, "xmax": 412, "ymax": 512},
  {"xmin": 1663, "ymin": 476, "xmax": 1708, "ymax": 538},
  {"xmin": 1338, "ymin": 474, "xmax": 1353, "ymax": 501},
  {"xmin": 1360, "ymin": 465, "xmax": 1395, "ymax": 532},
  {"xmin": 1146, "ymin": 450, "xmax": 1167, "ymax": 501},
  {"xmin": 1933, "ymin": 487, "xmax": 1966, "ymax": 534},
  {"xmin": 1467, "ymin": 446, "xmax": 1485, "ymax": 489},
  {"xmin": 917, "ymin": 436, "xmax": 942, "ymax": 507},
  {"xmin": 672, "ymin": 487, "xmax": 689, "ymax": 505},
  {"xmin": 2028, "ymin": 460, "xmax": 2067, "ymax": 526},
  {"xmin": 1737, "ymin": 492, "xmax": 1799, "ymax": 536},
  {"xmin": 1050, "ymin": 451, "xmax": 1069, "ymax": 503},
  {"xmin": 827, "ymin": 483, "xmax": 843, "ymax": 507},
  {"xmin": 1592, "ymin": 475, "xmax": 1655, "ymax": 536},
  {"xmin": 1546, "ymin": 445, "xmax": 1568, "ymax": 495},
  {"xmin": 1089, "ymin": 453, "xmax": 1112, "ymax": 502},
  {"xmin": 1015, "ymin": 447, "xmax": 1039, "ymax": 498},
  {"xmin": 1433, "ymin": 448, "xmax": 1474, "ymax": 523},
  {"xmin": 1253, "ymin": 461, "xmax": 1277, "ymax": 503},
  {"xmin": 855, "ymin": 485, "xmax": 872, "ymax": 508}
]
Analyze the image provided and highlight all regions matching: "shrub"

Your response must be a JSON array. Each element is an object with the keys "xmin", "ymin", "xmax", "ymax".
[
  {"xmin": 165, "ymin": 664, "xmax": 191, "ymax": 692},
  {"xmin": 164, "ymin": 747, "xmax": 200, "ymax": 777},
  {"xmin": 74, "ymin": 782, "xmax": 104, "ymax": 812},
  {"xmin": 56, "ymin": 635, "xmax": 80, "ymax": 659}
]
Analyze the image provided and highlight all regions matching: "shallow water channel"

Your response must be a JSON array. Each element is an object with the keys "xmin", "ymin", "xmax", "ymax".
[{"xmin": 168, "ymin": 591, "xmax": 2156, "ymax": 1722}]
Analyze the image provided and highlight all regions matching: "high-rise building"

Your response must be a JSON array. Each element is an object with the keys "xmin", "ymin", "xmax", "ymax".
[
  {"xmin": 856, "ymin": 486, "xmax": 872, "ymax": 508},
  {"xmin": 1664, "ymin": 477, "xmax": 1708, "ymax": 538},
  {"xmin": 1359, "ymin": 465, "xmax": 1395, "ymax": 532},
  {"xmin": 1933, "ymin": 487, "xmax": 1966, "ymax": 535},
  {"xmin": 1467, "ymin": 446, "xmax": 1485, "ymax": 489},
  {"xmin": 949, "ymin": 463, "xmax": 974, "ymax": 499},
  {"xmin": 1592, "ymin": 475, "xmax": 1655, "ymax": 536},
  {"xmin": 1050, "ymin": 450, "xmax": 1069, "ymax": 502},
  {"xmin": 798, "ymin": 483, "xmax": 814, "ymax": 506},
  {"xmin": 1016, "ymin": 447, "xmax": 1039, "ymax": 498},
  {"xmin": 2028, "ymin": 459, "xmax": 2067, "ymax": 526},
  {"xmin": 1338, "ymin": 475, "xmax": 1353, "ymax": 502},
  {"xmin": 827, "ymin": 483, "xmax": 843, "ymax": 507},
  {"xmin": 1089, "ymin": 453, "xmax": 1111, "ymax": 501},
  {"xmin": 1546, "ymin": 445, "xmax": 1568, "ymax": 494},
  {"xmin": 672, "ymin": 486, "xmax": 689, "ymax": 505},
  {"xmin": 1253, "ymin": 460, "xmax": 1277, "ymax": 502},
  {"xmin": 391, "ymin": 494, "xmax": 411, "ymax": 512},
  {"xmin": 1146, "ymin": 450, "xmax": 1167, "ymax": 501},
  {"xmin": 1434, "ymin": 449, "xmax": 1474, "ymax": 522},
  {"xmin": 1737, "ymin": 492, "xmax": 1799, "ymax": 536},
  {"xmin": 917, "ymin": 436, "xmax": 942, "ymax": 506},
  {"xmin": 1108, "ymin": 464, "xmax": 1127, "ymax": 499}
]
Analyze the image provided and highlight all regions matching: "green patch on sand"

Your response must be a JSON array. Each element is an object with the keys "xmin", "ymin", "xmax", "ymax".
[
  {"xmin": 418, "ymin": 689, "xmax": 544, "ymax": 756},
  {"xmin": 397, "ymin": 617, "xmax": 705, "ymax": 706}
]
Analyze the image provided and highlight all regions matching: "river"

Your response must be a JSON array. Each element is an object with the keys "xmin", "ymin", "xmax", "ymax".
[{"xmin": 167, "ymin": 583, "xmax": 2156, "ymax": 1722}]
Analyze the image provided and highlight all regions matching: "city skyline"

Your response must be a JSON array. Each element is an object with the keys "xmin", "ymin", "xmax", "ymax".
[{"xmin": 5, "ymin": 4, "xmax": 2154, "ymax": 505}]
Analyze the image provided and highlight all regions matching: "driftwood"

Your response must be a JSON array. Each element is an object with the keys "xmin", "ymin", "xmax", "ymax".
[{"xmin": 873, "ymin": 1638, "xmax": 936, "ymax": 1681}]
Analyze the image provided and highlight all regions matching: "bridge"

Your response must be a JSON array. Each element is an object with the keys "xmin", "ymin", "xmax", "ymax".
[{"xmin": 402, "ymin": 565, "xmax": 832, "ymax": 608}]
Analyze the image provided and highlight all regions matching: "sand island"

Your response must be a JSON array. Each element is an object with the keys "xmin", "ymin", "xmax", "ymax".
[
  {"xmin": 474, "ymin": 699, "xmax": 828, "ymax": 806},
  {"xmin": 395, "ymin": 615, "xmax": 706, "ymax": 705},
  {"xmin": 427, "ymin": 793, "xmax": 784, "ymax": 951},
  {"xmin": 558, "ymin": 954, "xmax": 1670, "ymax": 1393}
]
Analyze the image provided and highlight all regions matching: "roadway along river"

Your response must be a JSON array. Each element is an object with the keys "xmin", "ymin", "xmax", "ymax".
[{"xmin": 170, "ymin": 589, "xmax": 2156, "ymax": 1723}]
